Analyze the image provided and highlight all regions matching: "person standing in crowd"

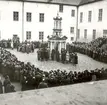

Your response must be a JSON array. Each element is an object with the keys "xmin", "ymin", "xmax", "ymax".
[
  {"xmin": 11, "ymin": 39, "xmax": 14, "ymax": 50},
  {"xmin": 0, "ymin": 58, "xmax": 2, "ymax": 73},
  {"xmin": 21, "ymin": 76, "xmax": 27, "ymax": 91},
  {"xmin": 74, "ymin": 53, "xmax": 78, "ymax": 64},
  {"xmin": 38, "ymin": 78, "xmax": 48, "ymax": 89},
  {"xmin": 0, "ymin": 76, "xmax": 3, "ymax": 94},
  {"xmin": 51, "ymin": 49, "xmax": 55, "ymax": 60},
  {"xmin": 3, "ymin": 75, "xmax": 11, "ymax": 93},
  {"xmin": 37, "ymin": 48, "xmax": 41, "ymax": 60}
]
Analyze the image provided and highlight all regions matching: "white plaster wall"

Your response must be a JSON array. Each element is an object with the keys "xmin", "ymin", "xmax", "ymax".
[
  {"xmin": 77, "ymin": 0, "xmax": 107, "ymax": 42},
  {"xmin": 0, "ymin": 1, "xmax": 77, "ymax": 43},
  {"xmin": 61, "ymin": 5, "xmax": 77, "ymax": 43},
  {"xmin": 0, "ymin": 1, "xmax": 22, "ymax": 41},
  {"xmin": 24, "ymin": 2, "xmax": 77, "ymax": 43},
  {"xmin": 24, "ymin": 3, "xmax": 58, "ymax": 42}
]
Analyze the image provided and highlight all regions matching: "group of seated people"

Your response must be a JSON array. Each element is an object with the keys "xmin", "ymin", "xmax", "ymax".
[
  {"xmin": 0, "ymin": 47, "xmax": 107, "ymax": 93},
  {"xmin": 68, "ymin": 37, "xmax": 107, "ymax": 63}
]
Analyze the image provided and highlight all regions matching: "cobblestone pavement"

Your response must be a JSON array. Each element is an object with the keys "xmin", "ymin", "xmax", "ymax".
[{"xmin": 7, "ymin": 49, "xmax": 107, "ymax": 72}]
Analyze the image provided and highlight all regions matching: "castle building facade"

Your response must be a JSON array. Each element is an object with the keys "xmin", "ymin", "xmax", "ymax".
[{"xmin": 0, "ymin": 0, "xmax": 107, "ymax": 43}]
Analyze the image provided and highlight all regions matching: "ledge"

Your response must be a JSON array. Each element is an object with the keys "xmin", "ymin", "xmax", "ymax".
[{"xmin": 0, "ymin": 80, "xmax": 107, "ymax": 105}]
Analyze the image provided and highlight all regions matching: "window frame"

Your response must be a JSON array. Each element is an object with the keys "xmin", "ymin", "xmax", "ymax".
[
  {"xmin": 39, "ymin": 31, "xmax": 44, "ymax": 40},
  {"xmin": 59, "ymin": 5, "xmax": 63, "ymax": 12},
  {"xmin": 26, "ymin": 31, "xmax": 31, "ymax": 40},
  {"xmin": 70, "ymin": 27, "xmax": 74, "ymax": 34},
  {"xmin": 103, "ymin": 30, "xmax": 107, "ymax": 37},
  {"xmin": 71, "ymin": 10, "xmax": 75, "ymax": 17},
  {"xmin": 80, "ymin": 12, "xmax": 83, "ymax": 23},
  {"xmin": 26, "ymin": 12, "xmax": 32, "ymax": 22},
  {"xmin": 13, "ymin": 11, "xmax": 19, "ymax": 21},
  {"xmin": 88, "ymin": 11, "xmax": 92, "ymax": 22},
  {"xmin": 84, "ymin": 29, "xmax": 87, "ymax": 39},
  {"xmin": 39, "ymin": 13, "xmax": 44, "ymax": 22},
  {"xmin": 71, "ymin": 37, "xmax": 74, "ymax": 41},
  {"xmin": 77, "ymin": 29, "xmax": 80, "ymax": 39},
  {"xmin": 93, "ymin": 29, "xmax": 96, "ymax": 40},
  {"xmin": 98, "ymin": 9, "xmax": 103, "ymax": 21}
]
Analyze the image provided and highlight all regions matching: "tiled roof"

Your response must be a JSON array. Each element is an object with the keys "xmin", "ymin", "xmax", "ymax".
[
  {"xmin": 0, "ymin": 0, "xmax": 104, "ymax": 6},
  {"xmin": 79, "ymin": 0, "xmax": 103, "ymax": 5},
  {"xmin": 24, "ymin": 0, "xmax": 81, "ymax": 5}
]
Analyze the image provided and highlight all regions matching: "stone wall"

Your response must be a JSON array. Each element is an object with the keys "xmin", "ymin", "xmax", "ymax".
[{"xmin": 0, "ymin": 80, "xmax": 107, "ymax": 105}]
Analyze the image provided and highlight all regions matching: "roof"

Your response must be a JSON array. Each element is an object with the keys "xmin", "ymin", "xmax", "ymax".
[
  {"xmin": 24, "ymin": 0, "xmax": 82, "ymax": 6},
  {"xmin": 0, "ymin": 0, "xmax": 104, "ymax": 6},
  {"xmin": 79, "ymin": 0, "xmax": 103, "ymax": 5},
  {"xmin": 48, "ymin": 35, "xmax": 67, "ymax": 40}
]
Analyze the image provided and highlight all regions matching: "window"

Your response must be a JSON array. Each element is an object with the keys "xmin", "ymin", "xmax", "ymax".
[
  {"xmin": 84, "ymin": 29, "xmax": 87, "ymax": 39},
  {"xmin": 39, "ymin": 13, "xmax": 44, "ymax": 22},
  {"xmin": 13, "ymin": 11, "xmax": 19, "ymax": 21},
  {"xmin": 26, "ymin": 12, "xmax": 32, "ymax": 22},
  {"xmin": 71, "ymin": 37, "xmax": 74, "ymax": 41},
  {"xmin": 103, "ymin": 30, "xmax": 107, "ymax": 37},
  {"xmin": 93, "ymin": 30, "xmax": 96, "ymax": 40},
  {"xmin": 39, "ymin": 32, "xmax": 44, "ymax": 40},
  {"xmin": 71, "ymin": 10, "xmax": 75, "ymax": 17},
  {"xmin": 26, "ymin": 31, "xmax": 31, "ymax": 40},
  {"xmin": 88, "ymin": 11, "xmax": 92, "ymax": 22},
  {"xmin": 77, "ymin": 29, "xmax": 80, "ymax": 39},
  {"xmin": 98, "ymin": 9, "xmax": 103, "ymax": 21},
  {"xmin": 80, "ymin": 12, "xmax": 83, "ymax": 23},
  {"xmin": 59, "ymin": 5, "xmax": 63, "ymax": 12},
  {"xmin": 70, "ymin": 27, "xmax": 74, "ymax": 33},
  {"xmin": 13, "ymin": 34, "xmax": 17, "ymax": 37}
]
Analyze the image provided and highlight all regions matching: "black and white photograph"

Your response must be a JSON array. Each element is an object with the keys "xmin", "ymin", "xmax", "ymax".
[{"xmin": 0, "ymin": 0, "xmax": 107, "ymax": 105}]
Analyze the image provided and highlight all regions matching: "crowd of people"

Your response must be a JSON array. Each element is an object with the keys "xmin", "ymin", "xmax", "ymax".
[
  {"xmin": 37, "ymin": 48, "xmax": 50, "ymax": 61},
  {"xmin": 0, "ymin": 39, "xmax": 11, "ymax": 48},
  {"xmin": 67, "ymin": 37, "xmax": 107, "ymax": 63},
  {"xmin": 0, "ymin": 46, "xmax": 107, "ymax": 94},
  {"xmin": 37, "ymin": 48, "xmax": 78, "ymax": 64},
  {"xmin": 17, "ymin": 42, "xmax": 35, "ymax": 54}
]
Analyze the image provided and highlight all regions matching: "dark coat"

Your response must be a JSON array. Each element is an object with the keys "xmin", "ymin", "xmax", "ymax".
[
  {"xmin": 5, "ymin": 84, "xmax": 11, "ymax": 93},
  {"xmin": 3, "ymin": 79, "xmax": 11, "ymax": 93},
  {"xmin": 38, "ymin": 82, "xmax": 48, "ymax": 89},
  {"xmin": 0, "ymin": 80, "xmax": 3, "ymax": 94}
]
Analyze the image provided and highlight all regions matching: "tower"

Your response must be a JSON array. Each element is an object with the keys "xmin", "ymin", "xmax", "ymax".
[
  {"xmin": 48, "ymin": 13, "xmax": 67, "ymax": 53},
  {"xmin": 53, "ymin": 13, "xmax": 62, "ymax": 37}
]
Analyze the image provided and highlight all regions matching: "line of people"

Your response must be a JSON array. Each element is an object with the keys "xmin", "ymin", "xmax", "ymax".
[
  {"xmin": 67, "ymin": 37, "xmax": 107, "ymax": 63},
  {"xmin": 37, "ymin": 48, "xmax": 78, "ymax": 64}
]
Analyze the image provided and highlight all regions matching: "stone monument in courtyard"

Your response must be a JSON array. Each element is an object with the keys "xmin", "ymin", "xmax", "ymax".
[{"xmin": 48, "ymin": 13, "xmax": 67, "ymax": 53}]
